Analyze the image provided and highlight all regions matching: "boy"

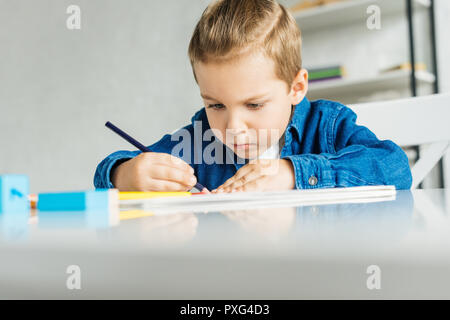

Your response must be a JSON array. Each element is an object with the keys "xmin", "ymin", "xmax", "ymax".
[{"xmin": 94, "ymin": 0, "xmax": 412, "ymax": 193}]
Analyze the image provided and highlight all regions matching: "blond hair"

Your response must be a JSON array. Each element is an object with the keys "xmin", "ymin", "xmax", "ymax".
[{"xmin": 188, "ymin": 0, "xmax": 302, "ymax": 91}]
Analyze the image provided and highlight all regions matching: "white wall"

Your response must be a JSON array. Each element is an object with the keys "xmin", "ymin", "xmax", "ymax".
[
  {"xmin": 1, "ymin": 0, "xmax": 449, "ymax": 193},
  {"xmin": 0, "ymin": 0, "xmax": 209, "ymax": 193}
]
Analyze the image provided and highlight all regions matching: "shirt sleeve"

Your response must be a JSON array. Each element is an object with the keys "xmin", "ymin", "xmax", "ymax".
[
  {"xmin": 283, "ymin": 106, "xmax": 413, "ymax": 190},
  {"xmin": 93, "ymin": 150, "xmax": 141, "ymax": 189},
  {"xmin": 93, "ymin": 118, "xmax": 199, "ymax": 189}
]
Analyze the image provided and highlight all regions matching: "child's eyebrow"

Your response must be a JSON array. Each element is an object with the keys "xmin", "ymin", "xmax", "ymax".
[{"xmin": 200, "ymin": 93, "xmax": 270, "ymax": 103}]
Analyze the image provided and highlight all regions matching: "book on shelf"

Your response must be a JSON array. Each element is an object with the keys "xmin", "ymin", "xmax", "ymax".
[{"xmin": 308, "ymin": 65, "xmax": 346, "ymax": 83}]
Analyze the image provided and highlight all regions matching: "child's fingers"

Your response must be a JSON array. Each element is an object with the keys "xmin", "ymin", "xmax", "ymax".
[
  {"xmin": 150, "ymin": 165, "xmax": 196, "ymax": 187},
  {"xmin": 147, "ymin": 178, "xmax": 192, "ymax": 192},
  {"xmin": 220, "ymin": 170, "xmax": 261, "ymax": 192},
  {"xmin": 218, "ymin": 164, "xmax": 253, "ymax": 190},
  {"xmin": 166, "ymin": 156, "xmax": 195, "ymax": 174},
  {"xmin": 144, "ymin": 153, "xmax": 194, "ymax": 174},
  {"xmin": 232, "ymin": 177, "xmax": 264, "ymax": 193}
]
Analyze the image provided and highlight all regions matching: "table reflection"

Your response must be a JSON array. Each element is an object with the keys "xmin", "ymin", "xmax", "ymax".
[
  {"xmin": 221, "ymin": 207, "xmax": 296, "ymax": 238},
  {"xmin": 36, "ymin": 207, "xmax": 119, "ymax": 229},
  {"xmin": 96, "ymin": 212, "xmax": 199, "ymax": 246},
  {"xmin": 0, "ymin": 210, "xmax": 30, "ymax": 241},
  {"xmin": 0, "ymin": 189, "xmax": 433, "ymax": 249}
]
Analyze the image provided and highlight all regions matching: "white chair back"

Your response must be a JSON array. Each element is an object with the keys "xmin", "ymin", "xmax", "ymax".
[{"xmin": 349, "ymin": 93, "xmax": 450, "ymax": 189}]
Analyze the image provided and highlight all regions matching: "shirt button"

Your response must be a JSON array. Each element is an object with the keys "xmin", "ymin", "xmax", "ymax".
[{"xmin": 308, "ymin": 175, "xmax": 318, "ymax": 186}]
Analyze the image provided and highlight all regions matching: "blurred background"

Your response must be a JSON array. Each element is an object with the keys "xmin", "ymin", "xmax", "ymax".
[{"xmin": 0, "ymin": 0, "xmax": 449, "ymax": 193}]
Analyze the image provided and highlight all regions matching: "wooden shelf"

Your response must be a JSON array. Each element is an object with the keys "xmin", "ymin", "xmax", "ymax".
[
  {"xmin": 307, "ymin": 69, "xmax": 435, "ymax": 102},
  {"xmin": 291, "ymin": 0, "xmax": 430, "ymax": 32}
]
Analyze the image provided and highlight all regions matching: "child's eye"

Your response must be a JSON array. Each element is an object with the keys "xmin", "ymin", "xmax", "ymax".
[
  {"xmin": 207, "ymin": 104, "xmax": 225, "ymax": 110},
  {"xmin": 247, "ymin": 103, "xmax": 264, "ymax": 109}
]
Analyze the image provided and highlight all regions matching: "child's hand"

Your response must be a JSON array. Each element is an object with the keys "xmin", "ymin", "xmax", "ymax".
[
  {"xmin": 111, "ymin": 152, "xmax": 197, "ymax": 191},
  {"xmin": 213, "ymin": 159, "xmax": 295, "ymax": 193}
]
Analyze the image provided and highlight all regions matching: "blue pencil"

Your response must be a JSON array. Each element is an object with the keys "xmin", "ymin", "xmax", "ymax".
[{"xmin": 105, "ymin": 121, "xmax": 207, "ymax": 192}]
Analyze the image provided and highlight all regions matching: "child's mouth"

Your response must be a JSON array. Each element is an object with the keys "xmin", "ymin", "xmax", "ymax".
[{"xmin": 233, "ymin": 143, "xmax": 256, "ymax": 150}]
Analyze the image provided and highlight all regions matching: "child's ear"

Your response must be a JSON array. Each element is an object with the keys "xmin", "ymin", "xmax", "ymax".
[{"xmin": 289, "ymin": 68, "xmax": 308, "ymax": 105}]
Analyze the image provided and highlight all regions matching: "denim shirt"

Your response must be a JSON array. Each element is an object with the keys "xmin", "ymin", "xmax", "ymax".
[{"xmin": 94, "ymin": 97, "xmax": 412, "ymax": 190}]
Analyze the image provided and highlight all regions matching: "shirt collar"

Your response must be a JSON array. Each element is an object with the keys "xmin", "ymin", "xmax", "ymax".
[
  {"xmin": 287, "ymin": 96, "xmax": 311, "ymax": 138},
  {"xmin": 280, "ymin": 96, "xmax": 311, "ymax": 157}
]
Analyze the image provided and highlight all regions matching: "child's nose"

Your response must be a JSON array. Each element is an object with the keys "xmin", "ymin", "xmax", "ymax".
[
  {"xmin": 226, "ymin": 127, "xmax": 246, "ymax": 136},
  {"xmin": 226, "ymin": 112, "xmax": 248, "ymax": 134}
]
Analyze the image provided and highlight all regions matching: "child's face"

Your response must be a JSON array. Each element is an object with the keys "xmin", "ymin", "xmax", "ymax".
[{"xmin": 195, "ymin": 51, "xmax": 308, "ymax": 159}]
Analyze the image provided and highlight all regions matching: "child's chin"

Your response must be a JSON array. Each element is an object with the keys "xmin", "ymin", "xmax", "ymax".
[{"xmin": 233, "ymin": 149, "xmax": 258, "ymax": 160}]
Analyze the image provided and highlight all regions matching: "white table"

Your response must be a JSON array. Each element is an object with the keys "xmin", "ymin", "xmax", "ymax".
[{"xmin": 1, "ymin": 189, "xmax": 450, "ymax": 299}]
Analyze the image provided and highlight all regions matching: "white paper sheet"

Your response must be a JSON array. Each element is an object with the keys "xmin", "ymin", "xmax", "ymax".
[{"xmin": 119, "ymin": 185, "xmax": 396, "ymax": 214}]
